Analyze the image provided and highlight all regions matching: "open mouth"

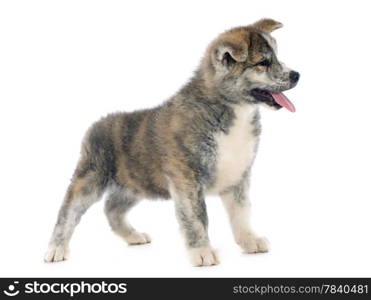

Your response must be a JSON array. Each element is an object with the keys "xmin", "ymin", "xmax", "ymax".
[{"xmin": 251, "ymin": 88, "xmax": 296, "ymax": 112}]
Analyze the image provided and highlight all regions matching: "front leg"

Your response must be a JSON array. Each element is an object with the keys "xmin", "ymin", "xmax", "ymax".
[
  {"xmin": 169, "ymin": 180, "xmax": 219, "ymax": 267},
  {"xmin": 220, "ymin": 181, "xmax": 269, "ymax": 254}
]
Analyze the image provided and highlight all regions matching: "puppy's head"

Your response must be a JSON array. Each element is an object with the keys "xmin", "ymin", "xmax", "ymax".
[{"xmin": 203, "ymin": 19, "xmax": 300, "ymax": 112}]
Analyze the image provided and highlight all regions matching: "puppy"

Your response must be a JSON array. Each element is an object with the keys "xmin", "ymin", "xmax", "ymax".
[{"xmin": 44, "ymin": 19, "xmax": 300, "ymax": 266}]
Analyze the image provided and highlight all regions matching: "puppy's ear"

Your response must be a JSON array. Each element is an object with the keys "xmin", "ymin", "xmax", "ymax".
[
  {"xmin": 253, "ymin": 18, "xmax": 283, "ymax": 33},
  {"xmin": 214, "ymin": 42, "xmax": 248, "ymax": 67}
]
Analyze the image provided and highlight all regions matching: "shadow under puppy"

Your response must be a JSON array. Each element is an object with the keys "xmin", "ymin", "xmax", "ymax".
[{"xmin": 45, "ymin": 18, "xmax": 300, "ymax": 266}]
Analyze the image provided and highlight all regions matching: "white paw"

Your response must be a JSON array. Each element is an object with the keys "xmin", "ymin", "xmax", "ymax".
[
  {"xmin": 44, "ymin": 245, "xmax": 70, "ymax": 263},
  {"xmin": 125, "ymin": 231, "xmax": 151, "ymax": 245},
  {"xmin": 189, "ymin": 246, "xmax": 220, "ymax": 267},
  {"xmin": 238, "ymin": 235, "xmax": 269, "ymax": 254}
]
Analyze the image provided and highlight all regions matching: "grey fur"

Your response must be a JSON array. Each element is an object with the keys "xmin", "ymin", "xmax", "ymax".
[
  {"xmin": 49, "ymin": 188, "xmax": 102, "ymax": 248},
  {"xmin": 104, "ymin": 185, "xmax": 139, "ymax": 237},
  {"xmin": 45, "ymin": 19, "xmax": 299, "ymax": 265},
  {"xmin": 171, "ymin": 186, "xmax": 209, "ymax": 248}
]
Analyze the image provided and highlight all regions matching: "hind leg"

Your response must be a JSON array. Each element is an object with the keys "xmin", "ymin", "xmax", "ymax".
[
  {"xmin": 44, "ymin": 171, "xmax": 105, "ymax": 262},
  {"xmin": 104, "ymin": 185, "xmax": 151, "ymax": 245}
]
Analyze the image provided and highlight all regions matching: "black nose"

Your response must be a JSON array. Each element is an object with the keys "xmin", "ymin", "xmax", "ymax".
[{"xmin": 289, "ymin": 71, "xmax": 300, "ymax": 83}]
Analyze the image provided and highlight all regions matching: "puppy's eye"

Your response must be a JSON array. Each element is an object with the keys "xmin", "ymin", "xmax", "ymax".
[{"xmin": 257, "ymin": 59, "xmax": 271, "ymax": 67}]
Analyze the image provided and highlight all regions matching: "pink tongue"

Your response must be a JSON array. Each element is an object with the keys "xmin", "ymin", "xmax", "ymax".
[{"xmin": 270, "ymin": 92, "xmax": 296, "ymax": 112}]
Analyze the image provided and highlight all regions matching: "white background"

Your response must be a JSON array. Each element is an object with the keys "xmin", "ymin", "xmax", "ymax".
[{"xmin": 1, "ymin": 0, "xmax": 370, "ymax": 277}]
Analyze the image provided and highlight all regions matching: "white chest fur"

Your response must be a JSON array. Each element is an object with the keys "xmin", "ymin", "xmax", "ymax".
[{"xmin": 208, "ymin": 105, "xmax": 258, "ymax": 194}]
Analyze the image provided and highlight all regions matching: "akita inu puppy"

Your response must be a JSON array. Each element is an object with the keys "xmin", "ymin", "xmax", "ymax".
[{"xmin": 45, "ymin": 19, "xmax": 300, "ymax": 266}]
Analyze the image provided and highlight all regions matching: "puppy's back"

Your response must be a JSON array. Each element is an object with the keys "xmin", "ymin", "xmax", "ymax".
[{"xmin": 77, "ymin": 107, "xmax": 171, "ymax": 199}]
